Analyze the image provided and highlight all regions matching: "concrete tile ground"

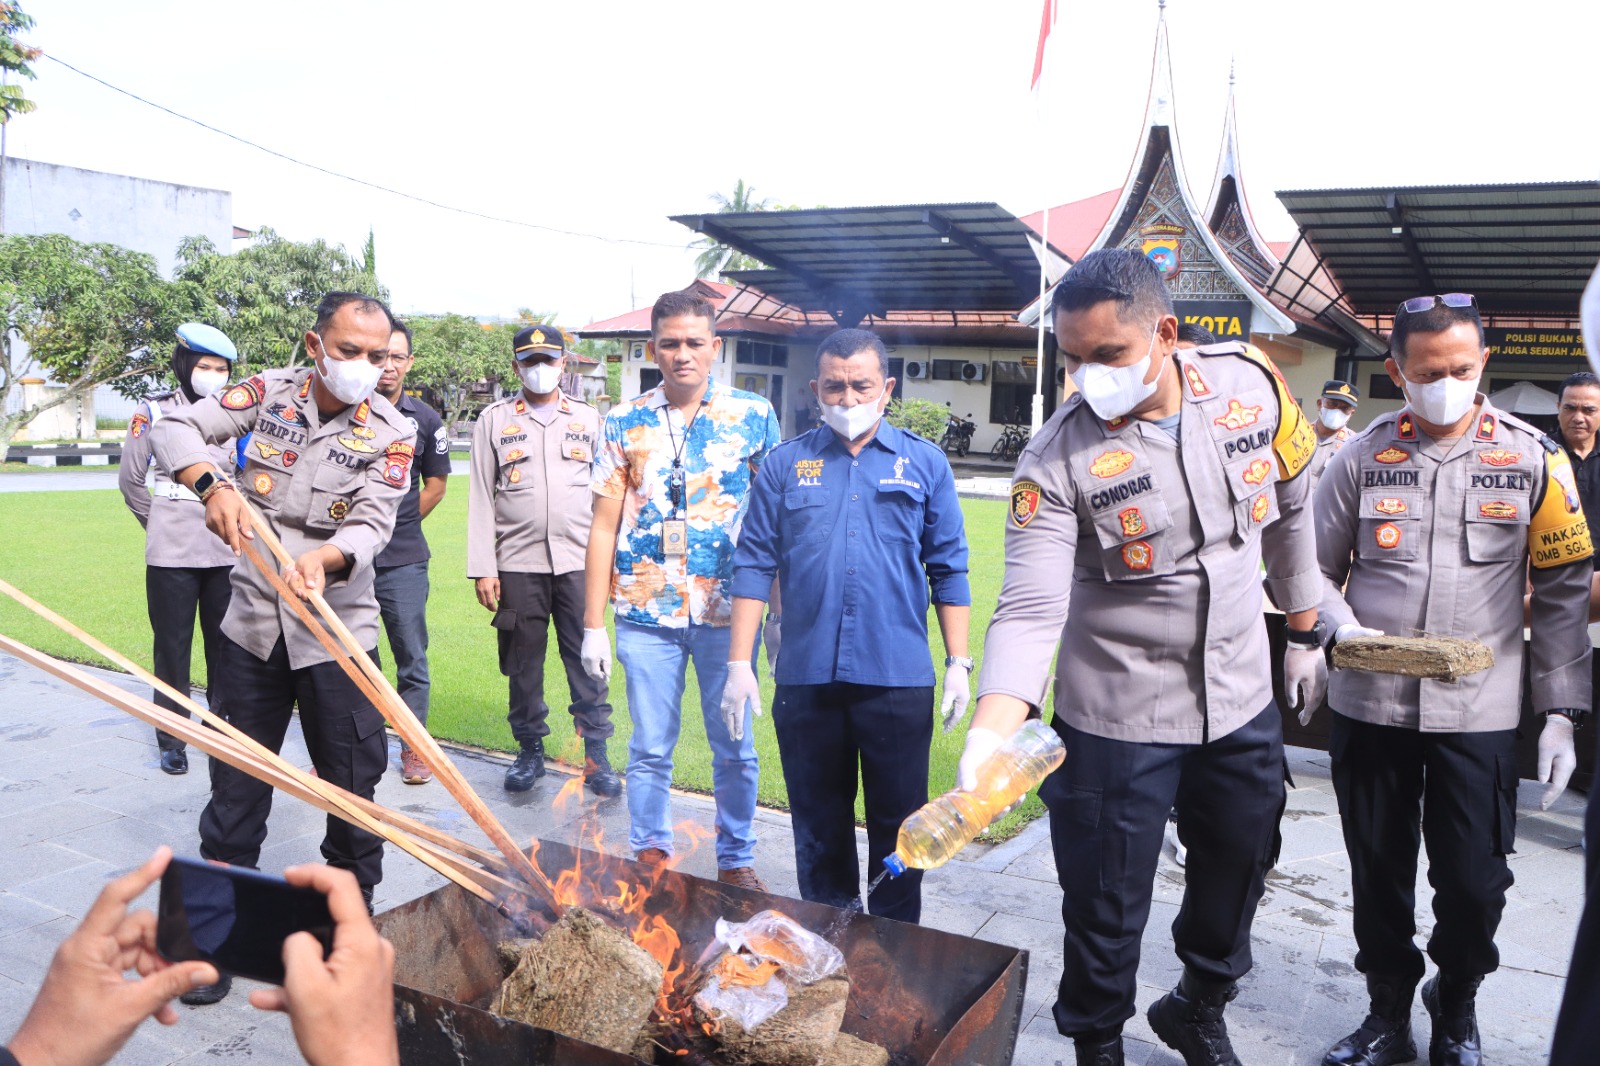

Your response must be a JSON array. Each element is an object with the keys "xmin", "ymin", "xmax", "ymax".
[{"xmin": 0, "ymin": 652, "xmax": 1586, "ymax": 1064}]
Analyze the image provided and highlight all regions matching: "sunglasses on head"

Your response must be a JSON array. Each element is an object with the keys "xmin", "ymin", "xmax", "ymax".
[{"xmin": 1396, "ymin": 293, "xmax": 1477, "ymax": 316}]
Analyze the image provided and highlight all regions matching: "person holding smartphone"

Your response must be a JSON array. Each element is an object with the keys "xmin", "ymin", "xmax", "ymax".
[{"xmin": 0, "ymin": 848, "xmax": 398, "ymax": 1066}]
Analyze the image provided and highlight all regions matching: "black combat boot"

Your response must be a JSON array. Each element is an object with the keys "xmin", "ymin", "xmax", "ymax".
[
  {"xmin": 1147, "ymin": 969, "xmax": 1242, "ymax": 1066},
  {"xmin": 1322, "ymin": 974, "xmax": 1418, "ymax": 1065},
  {"xmin": 1072, "ymin": 1027, "xmax": 1124, "ymax": 1066},
  {"xmin": 504, "ymin": 740, "xmax": 545, "ymax": 792},
  {"xmin": 583, "ymin": 738, "xmax": 622, "ymax": 797},
  {"xmin": 1421, "ymin": 973, "xmax": 1483, "ymax": 1066}
]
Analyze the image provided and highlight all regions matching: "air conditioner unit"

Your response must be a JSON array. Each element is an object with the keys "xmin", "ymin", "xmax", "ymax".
[
  {"xmin": 905, "ymin": 360, "xmax": 928, "ymax": 380},
  {"xmin": 961, "ymin": 362, "xmax": 987, "ymax": 383},
  {"xmin": 630, "ymin": 342, "xmax": 646, "ymax": 362}
]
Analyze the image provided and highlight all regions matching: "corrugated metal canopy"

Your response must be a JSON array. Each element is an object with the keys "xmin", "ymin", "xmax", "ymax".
[
  {"xmin": 1276, "ymin": 181, "xmax": 1600, "ymax": 319},
  {"xmin": 669, "ymin": 203, "xmax": 1063, "ymax": 321}
]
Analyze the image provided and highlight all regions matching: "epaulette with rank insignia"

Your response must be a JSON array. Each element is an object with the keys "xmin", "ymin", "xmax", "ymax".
[
  {"xmin": 1206, "ymin": 342, "xmax": 1316, "ymax": 480},
  {"xmin": 1539, "ymin": 434, "xmax": 1561, "ymax": 455}
]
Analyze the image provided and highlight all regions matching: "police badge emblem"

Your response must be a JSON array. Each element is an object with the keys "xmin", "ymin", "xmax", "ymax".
[{"xmin": 1011, "ymin": 480, "xmax": 1042, "ymax": 528}]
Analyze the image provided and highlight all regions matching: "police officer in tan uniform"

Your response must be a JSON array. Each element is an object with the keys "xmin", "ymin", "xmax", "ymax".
[
  {"xmin": 1307, "ymin": 379, "xmax": 1360, "ymax": 483},
  {"xmin": 467, "ymin": 325, "xmax": 618, "ymax": 796},
  {"xmin": 118, "ymin": 323, "xmax": 240, "ymax": 775},
  {"xmin": 1311, "ymin": 294, "xmax": 1590, "ymax": 1066},
  {"xmin": 968, "ymin": 250, "xmax": 1326, "ymax": 1066},
  {"xmin": 152, "ymin": 291, "xmax": 414, "ymax": 1005}
]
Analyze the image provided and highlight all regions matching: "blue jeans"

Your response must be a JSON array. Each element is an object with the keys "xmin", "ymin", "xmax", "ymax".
[
  {"xmin": 375, "ymin": 561, "xmax": 431, "ymax": 728},
  {"xmin": 615, "ymin": 618, "xmax": 759, "ymax": 869}
]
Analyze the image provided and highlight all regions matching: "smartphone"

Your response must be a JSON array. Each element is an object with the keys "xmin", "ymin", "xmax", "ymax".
[{"xmin": 157, "ymin": 856, "xmax": 334, "ymax": 986}]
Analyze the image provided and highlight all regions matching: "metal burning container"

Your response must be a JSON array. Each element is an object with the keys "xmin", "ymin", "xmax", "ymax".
[{"xmin": 374, "ymin": 839, "xmax": 1028, "ymax": 1065}]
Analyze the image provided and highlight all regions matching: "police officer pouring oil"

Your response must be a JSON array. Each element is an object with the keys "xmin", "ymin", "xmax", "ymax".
[{"xmin": 967, "ymin": 249, "xmax": 1326, "ymax": 1066}]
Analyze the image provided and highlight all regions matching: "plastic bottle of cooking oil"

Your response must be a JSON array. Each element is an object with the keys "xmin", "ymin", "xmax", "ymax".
[{"xmin": 882, "ymin": 720, "xmax": 1065, "ymax": 876}]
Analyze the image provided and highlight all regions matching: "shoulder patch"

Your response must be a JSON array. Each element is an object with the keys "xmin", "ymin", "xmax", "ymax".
[
  {"xmin": 1010, "ymin": 480, "xmax": 1043, "ymax": 528},
  {"xmin": 220, "ymin": 376, "xmax": 265, "ymax": 411},
  {"xmin": 1529, "ymin": 447, "xmax": 1593, "ymax": 569},
  {"xmin": 1225, "ymin": 343, "xmax": 1315, "ymax": 479}
]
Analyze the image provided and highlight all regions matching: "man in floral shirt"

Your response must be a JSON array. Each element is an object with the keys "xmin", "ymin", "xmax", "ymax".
[{"xmin": 582, "ymin": 288, "xmax": 780, "ymax": 890}]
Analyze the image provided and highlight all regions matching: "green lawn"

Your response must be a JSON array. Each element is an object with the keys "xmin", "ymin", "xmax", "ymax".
[{"xmin": 0, "ymin": 487, "xmax": 1042, "ymax": 832}]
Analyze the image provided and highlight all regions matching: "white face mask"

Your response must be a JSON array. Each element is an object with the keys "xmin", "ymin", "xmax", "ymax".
[
  {"xmin": 1069, "ymin": 328, "xmax": 1162, "ymax": 421},
  {"xmin": 820, "ymin": 386, "xmax": 888, "ymax": 441},
  {"xmin": 190, "ymin": 368, "xmax": 229, "ymax": 399},
  {"xmin": 518, "ymin": 361, "xmax": 563, "ymax": 395},
  {"xmin": 1319, "ymin": 408, "xmax": 1351, "ymax": 431},
  {"xmin": 1404, "ymin": 372, "xmax": 1480, "ymax": 426},
  {"xmin": 315, "ymin": 335, "xmax": 383, "ymax": 405}
]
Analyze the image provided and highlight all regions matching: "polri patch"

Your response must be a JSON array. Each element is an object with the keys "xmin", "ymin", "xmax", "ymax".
[
  {"xmin": 252, "ymin": 472, "xmax": 273, "ymax": 495},
  {"xmin": 327, "ymin": 499, "xmax": 350, "ymax": 522},
  {"xmin": 1121, "ymin": 540, "xmax": 1153, "ymax": 570},
  {"xmin": 1119, "ymin": 506, "xmax": 1146, "ymax": 537},
  {"xmin": 1375, "ymin": 522, "xmax": 1402, "ymax": 550},
  {"xmin": 129, "ymin": 412, "xmax": 149, "ymax": 438},
  {"xmin": 1010, "ymin": 480, "xmax": 1043, "ymax": 528},
  {"xmin": 1213, "ymin": 399, "xmax": 1262, "ymax": 431}
]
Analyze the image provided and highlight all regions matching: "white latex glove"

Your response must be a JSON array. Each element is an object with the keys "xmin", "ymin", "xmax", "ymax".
[
  {"xmin": 1334, "ymin": 623, "xmax": 1385, "ymax": 644},
  {"xmin": 720, "ymin": 661, "xmax": 762, "ymax": 742},
  {"xmin": 762, "ymin": 617, "xmax": 781, "ymax": 675},
  {"xmin": 1284, "ymin": 643, "xmax": 1329, "ymax": 727},
  {"xmin": 580, "ymin": 627, "xmax": 612, "ymax": 683},
  {"xmin": 1538, "ymin": 714, "xmax": 1578, "ymax": 810},
  {"xmin": 956, "ymin": 727, "xmax": 1004, "ymax": 792},
  {"xmin": 939, "ymin": 662, "xmax": 972, "ymax": 733}
]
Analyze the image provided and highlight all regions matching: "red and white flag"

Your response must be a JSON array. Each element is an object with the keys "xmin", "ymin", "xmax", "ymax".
[{"xmin": 1030, "ymin": 0, "xmax": 1058, "ymax": 90}]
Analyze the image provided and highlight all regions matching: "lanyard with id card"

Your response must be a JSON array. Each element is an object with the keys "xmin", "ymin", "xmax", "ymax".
[{"xmin": 663, "ymin": 401, "xmax": 701, "ymax": 558}]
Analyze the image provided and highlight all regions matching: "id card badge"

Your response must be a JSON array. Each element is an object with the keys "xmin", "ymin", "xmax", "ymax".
[{"xmin": 662, "ymin": 519, "xmax": 687, "ymax": 557}]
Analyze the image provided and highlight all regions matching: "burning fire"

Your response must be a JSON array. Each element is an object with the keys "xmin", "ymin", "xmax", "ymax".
[{"xmin": 515, "ymin": 768, "xmax": 718, "ymax": 1029}]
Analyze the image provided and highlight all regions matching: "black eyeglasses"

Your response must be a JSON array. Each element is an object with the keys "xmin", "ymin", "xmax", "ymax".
[{"xmin": 1396, "ymin": 293, "xmax": 1477, "ymax": 316}]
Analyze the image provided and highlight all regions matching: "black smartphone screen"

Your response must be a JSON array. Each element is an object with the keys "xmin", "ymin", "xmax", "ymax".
[{"xmin": 157, "ymin": 857, "xmax": 334, "ymax": 986}]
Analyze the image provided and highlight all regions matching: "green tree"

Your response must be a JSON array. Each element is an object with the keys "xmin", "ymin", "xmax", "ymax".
[
  {"xmin": 407, "ymin": 314, "xmax": 517, "ymax": 431},
  {"xmin": 0, "ymin": 1, "xmax": 41, "ymax": 233},
  {"xmin": 175, "ymin": 227, "xmax": 386, "ymax": 374},
  {"xmin": 886, "ymin": 397, "xmax": 950, "ymax": 444},
  {"xmin": 0, "ymin": 233, "xmax": 193, "ymax": 459},
  {"xmin": 692, "ymin": 179, "xmax": 773, "ymax": 279}
]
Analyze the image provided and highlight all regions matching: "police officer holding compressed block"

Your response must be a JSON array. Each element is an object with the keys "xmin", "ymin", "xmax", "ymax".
[
  {"xmin": 118, "ymin": 323, "xmax": 241, "ymax": 775},
  {"xmin": 151, "ymin": 292, "xmax": 415, "ymax": 1004},
  {"xmin": 1311, "ymin": 293, "xmax": 1591, "ymax": 1066},
  {"xmin": 967, "ymin": 249, "xmax": 1326, "ymax": 1066},
  {"xmin": 466, "ymin": 324, "xmax": 619, "ymax": 796}
]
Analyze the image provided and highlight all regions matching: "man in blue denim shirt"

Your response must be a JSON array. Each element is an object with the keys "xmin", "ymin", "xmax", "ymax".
[{"xmin": 726, "ymin": 328, "xmax": 971, "ymax": 922}]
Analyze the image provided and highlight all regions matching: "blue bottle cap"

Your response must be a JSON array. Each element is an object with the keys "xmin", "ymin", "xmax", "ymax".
[{"xmin": 882, "ymin": 853, "xmax": 906, "ymax": 877}]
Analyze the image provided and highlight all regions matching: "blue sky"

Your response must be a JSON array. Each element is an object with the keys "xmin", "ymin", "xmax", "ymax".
[{"xmin": 10, "ymin": 0, "xmax": 1597, "ymax": 326}]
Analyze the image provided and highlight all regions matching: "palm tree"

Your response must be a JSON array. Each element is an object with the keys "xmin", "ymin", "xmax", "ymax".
[{"xmin": 692, "ymin": 179, "xmax": 774, "ymax": 279}]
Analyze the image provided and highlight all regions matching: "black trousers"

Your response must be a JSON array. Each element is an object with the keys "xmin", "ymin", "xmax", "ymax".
[
  {"xmin": 1043, "ymin": 704, "xmax": 1285, "ymax": 1036},
  {"xmin": 199, "ymin": 634, "xmax": 389, "ymax": 887},
  {"xmin": 146, "ymin": 565, "xmax": 232, "ymax": 752},
  {"xmin": 771, "ymin": 682, "xmax": 934, "ymax": 924},
  {"xmin": 1329, "ymin": 713, "xmax": 1517, "ymax": 981},
  {"xmin": 1551, "ymin": 725, "xmax": 1600, "ymax": 1064},
  {"xmin": 495, "ymin": 571, "xmax": 613, "ymax": 745}
]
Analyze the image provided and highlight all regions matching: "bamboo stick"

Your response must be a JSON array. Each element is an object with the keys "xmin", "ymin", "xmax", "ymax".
[
  {"xmin": 236, "ymin": 500, "xmax": 554, "ymax": 899},
  {"xmin": 0, "ymin": 632, "xmax": 520, "ymax": 905},
  {"xmin": 0, "ymin": 576, "xmax": 508, "ymax": 877}
]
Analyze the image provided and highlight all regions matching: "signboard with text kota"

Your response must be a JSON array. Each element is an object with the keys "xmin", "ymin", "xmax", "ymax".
[
  {"xmin": 1173, "ymin": 300, "xmax": 1250, "ymax": 341},
  {"xmin": 1485, "ymin": 326, "xmax": 1583, "ymax": 363}
]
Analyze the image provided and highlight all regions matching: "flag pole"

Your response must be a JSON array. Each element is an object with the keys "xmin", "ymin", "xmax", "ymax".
[{"xmin": 1029, "ymin": 0, "xmax": 1055, "ymax": 436}]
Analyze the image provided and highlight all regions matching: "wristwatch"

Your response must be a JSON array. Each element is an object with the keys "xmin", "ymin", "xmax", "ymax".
[
  {"xmin": 1544, "ymin": 708, "xmax": 1590, "ymax": 728},
  {"xmin": 192, "ymin": 469, "xmax": 233, "ymax": 502},
  {"xmin": 945, "ymin": 655, "xmax": 974, "ymax": 671},
  {"xmin": 1285, "ymin": 620, "xmax": 1327, "ymax": 648}
]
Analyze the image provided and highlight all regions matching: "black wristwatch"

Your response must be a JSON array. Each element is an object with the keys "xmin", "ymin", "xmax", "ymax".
[
  {"xmin": 1544, "ymin": 708, "xmax": 1590, "ymax": 728},
  {"xmin": 1285, "ymin": 620, "xmax": 1327, "ymax": 648}
]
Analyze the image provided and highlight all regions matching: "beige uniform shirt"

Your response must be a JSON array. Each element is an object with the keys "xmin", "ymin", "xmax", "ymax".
[
  {"xmin": 1316, "ymin": 402, "xmax": 1592, "ymax": 731},
  {"xmin": 152, "ymin": 368, "xmax": 416, "ymax": 669},
  {"xmin": 1306, "ymin": 426, "xmax": 1351, "ymax": 484},
  {"xmin": 977, "ymin": 343, "xmax": 1322, "ymax": 744},
  {"xmin": 118, "ymin": 390, "xmax": 238, "ymax": 569},
  {"xmin": 466, "ymin": 391, "xmax": 598, "ymax": 578}
]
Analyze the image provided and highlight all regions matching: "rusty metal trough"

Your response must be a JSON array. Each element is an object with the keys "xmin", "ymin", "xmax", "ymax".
[{"xmin": 373, "ymin": 840, "xmax": 1029, "ymax": 1065}]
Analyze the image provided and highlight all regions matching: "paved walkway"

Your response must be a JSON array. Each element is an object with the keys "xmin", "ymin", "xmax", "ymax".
[{"xmin": 0, "ymin": 653, "xmax": 1585, "ymax": 1064}]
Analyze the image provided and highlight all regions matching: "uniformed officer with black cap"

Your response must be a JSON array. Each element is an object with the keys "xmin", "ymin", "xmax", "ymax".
[
  {"xmin": 969, "ymin": 248, "xmax": 1325, "ymax": 1066},
  {"xmin": 1308, "ymin": 379, "xmax": 1360, "ymax": 483},
  {"xmin": 117, "ymin": 323, "xmax": 241, "ymax": 775}
]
